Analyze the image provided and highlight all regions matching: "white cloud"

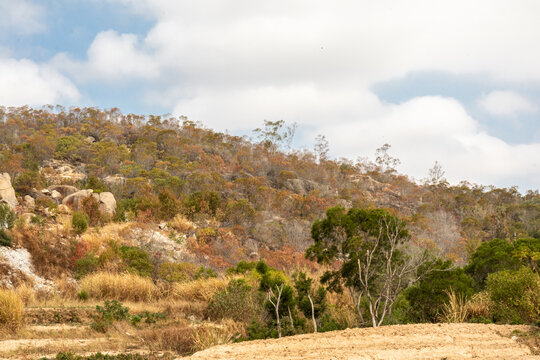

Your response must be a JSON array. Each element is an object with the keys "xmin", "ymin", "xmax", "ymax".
[
  {"xmin": 55, "ymin": 0, "xmax": 540, "ymax": 190},
  {"xmin": 0, "ymin": 58, "xmax": 80, "ymax": 107},
  {"xmin": 478, "ymin": 90, "xmax": 536, "ymax": 117},
  {"xmin": 53, "ymin": 30, "xmax": 159, "ymax": 83},
  {"xmin": 0, "ymin": 0, "xmax": 45, "ymax": 35}
]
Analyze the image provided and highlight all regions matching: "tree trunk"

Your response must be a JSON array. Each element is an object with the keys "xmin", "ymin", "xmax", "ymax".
[{"xmin": 308, "ymin": 294, "xmax": 317, "ymax": 333}]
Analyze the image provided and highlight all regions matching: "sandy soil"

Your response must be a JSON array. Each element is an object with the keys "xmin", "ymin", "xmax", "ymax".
[{"xmin": 188, "ymin": 323, "xmax": 539, "ymax": 360}]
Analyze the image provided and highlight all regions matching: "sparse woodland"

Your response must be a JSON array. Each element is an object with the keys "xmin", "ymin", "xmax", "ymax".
[{"xmin": 0, "ymin": 106, "xmax": 538, "ymax": 358}]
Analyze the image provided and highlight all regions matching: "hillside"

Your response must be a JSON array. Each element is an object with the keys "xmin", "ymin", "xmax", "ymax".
[
  {"xmin": 188, "ymin": 323, "xmax": 538, "ymax": 360},
  {"xmin": 0, "ymin": 106, "xmax": 538, "ymax": 276}
]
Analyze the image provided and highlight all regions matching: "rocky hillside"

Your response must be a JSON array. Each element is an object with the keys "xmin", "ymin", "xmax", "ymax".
[{"xmin": 0, "ymin": 106, "xmax": 539, "ymax": 284}]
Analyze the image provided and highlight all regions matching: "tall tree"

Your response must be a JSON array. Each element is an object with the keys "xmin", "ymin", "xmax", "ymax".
[{"xmin": 306, "ymin": 206, "xmax": 429, "ymax": 327}]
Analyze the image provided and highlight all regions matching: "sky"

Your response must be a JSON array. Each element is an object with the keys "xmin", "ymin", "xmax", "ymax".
[{"xmin": 1, "ymin": 0, "xmax": 539, "ymax": 192}]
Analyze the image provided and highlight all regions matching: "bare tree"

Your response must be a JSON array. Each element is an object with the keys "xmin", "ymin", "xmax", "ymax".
[{"xmin": 267, "ymin": 283, "xmax": 285, "ymax": 338}]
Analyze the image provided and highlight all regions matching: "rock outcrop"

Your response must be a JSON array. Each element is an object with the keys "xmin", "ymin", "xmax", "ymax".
[
  {"xmin": 41, "ymin": 160, "xmax": 86, "ymax": 185},
  {"xmin": 62, "ymin": 189, "xmax": 116, "ymax": 216},
  {"xmin": 0, "ymin": 173, "xmax": 18, "ymax": 210},
  {"xmin": 48, "ymin": 185, "xmax": 79, "ymax": 200}
]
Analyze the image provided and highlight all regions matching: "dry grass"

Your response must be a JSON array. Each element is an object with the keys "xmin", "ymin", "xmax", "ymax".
[
  {"xmin": 191, "ymin": 320, "xmax": 244, "ymax": 352},
  {"xmin": 172, "ymin": 277, "xmax": 227, "ymax": 302},
  {"xmin": 465, "ymin": 291, "xmax": 493, "ymax": 320},
  {"xmin": 15, "ymin": 283, "xmax": 36, "ymax": 306},
  {"xmin": 0, "ymin": 288, "xmax": 24, "ymax": 332},
  {"xmin": 440, "ymin": 289, "xmax": 468, "ymax": 323},
  {"xmin": 139, "ymin": 322, "xmax": 195, "ymax": 354},
  {"xmin": 168, "ymin": 214, "xmax": 196, "ymax": 233},
  {"xmin": 80, "ymin": 272, "xmax": 158, "ymax": 302}
]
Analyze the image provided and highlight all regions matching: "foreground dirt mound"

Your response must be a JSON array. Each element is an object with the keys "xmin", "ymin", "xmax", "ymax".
[{"xmin": 188, "ymin": 323, "xmax": 539, "ymax": 360}]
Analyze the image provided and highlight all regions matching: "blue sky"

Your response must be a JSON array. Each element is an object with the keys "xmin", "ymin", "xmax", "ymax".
[{"xmin": 1, "ymin": 0, "xmax": 539, "ymax": 191}]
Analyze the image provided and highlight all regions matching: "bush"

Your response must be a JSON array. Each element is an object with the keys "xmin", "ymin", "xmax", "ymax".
[
  {"xmin": 91, "ymin": 300, "xmax": 130, "ymax": 333},
  {"xmin": 208, "ymin": 279, "xmax": 260, "ymax": 322},
  {"xmin": 72, "ymin": 211, "xmax": 89, "ymax": 234},
  {"xmin": 0, "ymin": 203, "xmax": 15, "ymax": 230},
  {"xmin": 405, "ymin": 260, "xmax": 474, "ymax": 322},
  {"xmin": 80, "ymin": 272, "xmax": 158, "ymax": 302},
  {"xmin": 0, "ymin": 228, "xmax": 13, "ymax": 247},
  {"xmin": 466, "ymin": 238, "xmax": 519, "ymax": 288},
  {"xmin": 486, "ymin": 266, "xmax": 540, "ymax": 324},
  {"xmin": 74, "ymin": 253, "xmax": 100, "ymax": 279},
  {"xmin": 119, "ymin": 246, "xmax": 154, "ymax": 278},
  {"xmin": 0, "ymin": 288, "xmax": 24, "ymax": 332}
]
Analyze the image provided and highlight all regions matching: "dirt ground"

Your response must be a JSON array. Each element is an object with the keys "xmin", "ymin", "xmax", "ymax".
[{"xmin": 187, "ymin": 323, "xmax": 539, "ymax": 360}]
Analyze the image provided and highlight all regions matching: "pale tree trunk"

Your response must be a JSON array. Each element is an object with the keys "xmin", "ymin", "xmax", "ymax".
[
  {"xmin": 308, "ymin": 294, "xmax": 317, "ymax": 333},
  {"xmin": 268, "ymin": 283, "xmax": 285, "ymax": 338}
]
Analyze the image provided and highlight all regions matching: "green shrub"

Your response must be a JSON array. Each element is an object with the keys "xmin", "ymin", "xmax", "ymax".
[
  {"xmin": 72, "ymin": 211, "xmax": 89, "ymax": 234},
  {"xmin": 0, "ymin": 229, "xmax": 13, "ymax": 247},
  {"xmin": 208, "ymin": 279, "xmax": 260, "ymax": 322},
  {"xmin": 74, "ymin": 253, "xmax": 100, "ymax": 279},
  {"xmin": 157, "ymin": 262, "xmax": 216, "ymax": 283},
  {"xmin": 77, "ymin": 290, "xmax": 89, "ymax": 301},
  {"xmin": 119, "ymin": 246, "xmax": 154, "ymax": 278},
  {"xmin": 486, "ymin": 266, "xmax": 540, "ymax": 324},
  {"xmin": 91, "ymin": 300, "xmax": 130, "ymax": 333},
  {"xmin": 84, "ymin": 176, "xmax": 108, "ymax": 193},
  {"xmin": 0, "ymin": 203, "xmax": 15, "ymax": 230},
  {"xmin": 466, "ymin": 238, "xmax": 520, "ymax": 288},
  {"xmin": 405, "ymin": 259, "xmax": 474, "ymax": 323}
]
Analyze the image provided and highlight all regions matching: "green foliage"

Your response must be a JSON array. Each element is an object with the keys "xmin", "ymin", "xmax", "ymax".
[
  {"xmin": 0, "ymin": 229, "xmax": 13, "ymax": 247},
  {"xmin": 74, "ymin": 253, "xmax": 100, "ymax": 280},
  {"xmin": 208, "ymin": 279, "xmax": 260, "ymax": 322},
  {"xmin": 91, "ymin": 300, "xmax": 130, "ymax": 333},
  {"xmin": 486, "ymin": 267, "xmax": 540, "ymax": 324},
  {"xmin": 72, "ymin": 211, "xmax": 89, "ymax": 234},
  {"xmin": 293, "ymin": 272, "xmax": 327, "ymax": 325},
  {"xmin": 119, "ymin": 246, "xmax": 154, "ymax": 278},
  {"xmin": 0, "ymin": 203, "xmax": 15, "ymax": 230},
  {"xmin": 55, "ymin": 136, "xmax": 83, "ymax": 161},
  {"xmin": 466, "ymin": 238, "xmax": 521, "ymax": 288},
  {"xmin": 84, "ymin": 176, "xmax": 109, "ymax": 193},
  {"xmin": 77, "ymin": 290, "xmax": 89, "ymax": 301},
  {"xmin": 405, "ymin": 259, "xmax": 474, "ymax": 323},
  {"xmin": 14, "ymin": 171, "xmax": 43, "ymax": 195},
  {"xmin": 225, "ymin": 199, "xmax": 256, "ymax": 226},
  {"xmin": 158, "ymin": 189, "xmax": 181, "ymax": 220},
  {"xmin": 513, "ymin": 238, "xmax": 540, "ymax": 273},
  {"xmin": 226, "ymin": 260, "xmax": 258, "ymax": 276}
]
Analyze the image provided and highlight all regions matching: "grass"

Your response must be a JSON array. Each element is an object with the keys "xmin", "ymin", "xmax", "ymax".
[
  {"xmin": 172, "ymin": 277, "xmax": 227, "ymax": 302},
  {"xmin": 80, "ymin": 273, "xmax": 158, "ymax": 302},
  {"xmin": 439, "ymin": 289, "xmax": 468, "ymax": 323},
  {"xmin": 464, "ymin": 291, "xmax": 493, "ymax": 321},
  {"xmin": 0, "ymin": 288, "xmax": 24, "ymax": 332}
]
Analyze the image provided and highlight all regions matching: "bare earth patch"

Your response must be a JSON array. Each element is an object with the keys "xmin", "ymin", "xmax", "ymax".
[{"xmin": 187, "ymin": 323, "xmax": 539, "ymax": 360}]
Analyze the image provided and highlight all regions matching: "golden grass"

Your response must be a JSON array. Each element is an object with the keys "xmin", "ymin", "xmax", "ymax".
[
  {"xmin": 80, "ymin": 272, "xmax": 158, "ymax": 302},
  {"xmin": 172, "ymin": 277, "xmax": 228, "ymax": 302},
  {"xmin": 0, "ymin": 288, "xmax": 24, "ymax": 332},
  {"xmin": 15, "ymin": 283, "xmax": 36, "ymax": 306},
  {"xmin": 191, "ymin": 320, "xmax": 244, "ymax": 352},
  {"xmin": 465, "ymin": 291, "xmax": 493, "ymax": 320},
  {"xmin": 440, "ymin": 289, "xmax": 468, "ymax": 323},
  {"xmin": 168, "ymin": 214, "xmax": 196, "ymax": 233}
]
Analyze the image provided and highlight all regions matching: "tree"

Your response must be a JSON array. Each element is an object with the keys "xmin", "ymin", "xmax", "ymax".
[
  {"xmin": 314, "ymin": 134, "xmax": 330, "ymax": 163},
  {"xmin": 306, "ymin": 206, "xmax": 430, "ymax": 327},
  {"xmin": 294, "ymin": 271, "xmax": 327, "ymax": 332},
  {"xmin": 375, "ymin": 143, "xmax": 400, "ymax": 173},
  {"xmin": 425, "ymin": 161, "xmax": 447, "ymax": 186},
  {"xmin": 253, "ymin": 120, "xmax": 297, "ymax": 151}
]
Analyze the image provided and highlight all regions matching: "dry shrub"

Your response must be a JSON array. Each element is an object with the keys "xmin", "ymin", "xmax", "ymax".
[
  {"xmin": 191, "ymin": 321, "xmax": 243, "ymax": 352},
  {"xmin": 139, "ymin": 323, "xmax": 195, "ymax": 355},
  {"xmin": 172, "ymin": 277, "xmax": 227, "ymax": 302},
  {"xmin": 168, "ymin": 214, "xmax": 195, "ymax": 233},
  {"xmin": 11, "ymin": 226, "xmax": 72, "ymax": 278},
  {"xmin": 440, "ymin": 289, "xmax": 468, "ymax": 323},
  {"xmin": 15, "ymin": 283, "xmax": 36, "ymax": 306},
  {"xmin": 465, "ymin": 291, "xmax": 493, "ymax": 320},
  {"xmin": 80, "ymin": 272, "xmax": 158, "ymax": 301},
  {"xmin": 0, "ymin": 288, "xmax": 24, "ymax": 332}
]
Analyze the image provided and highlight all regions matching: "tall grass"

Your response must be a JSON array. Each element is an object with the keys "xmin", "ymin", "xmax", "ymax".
[
  {"xmin": 465, "ymin": 291, "xmax": 493, "ymax": 320},
  {"xmin": 191, "ymin": 321, "xmax": 243, "ymax": 352},
  {"xmin": 172, "ymin": 277, "xmax": 227, "ymax": 302},
  {"xmin": 0, "ymin": 289, "xmax": 24, "ymax": 332},
  {"xmin": 80, "ymin": 272, "xmax": 157, "ymax": 302},
  {"xmin": 440, "ymin": 289, "xmax": 468, "ymax": 323}
]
